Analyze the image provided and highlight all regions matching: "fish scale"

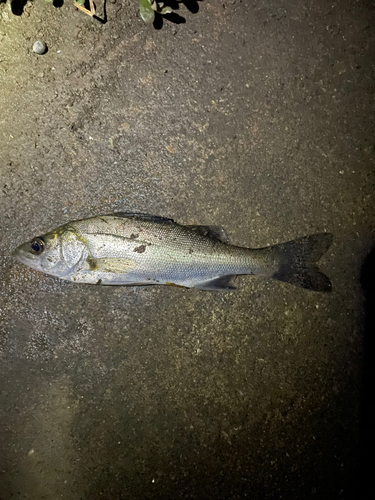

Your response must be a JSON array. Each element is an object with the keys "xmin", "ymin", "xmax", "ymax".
[
  {"xmin": 13, "ymin": 213, "xmax": 333, "ymax": 292},
  {"xmin": 73, "ymin": 216, "xmax": 255, "ymax": 284}
]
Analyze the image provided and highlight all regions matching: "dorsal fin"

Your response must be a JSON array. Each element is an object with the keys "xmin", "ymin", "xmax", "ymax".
[
  {"xmin": 187, "ymin": 225, "xmax": 230, "ymax": 244},
  {"xmin": 113, "ymin": 212, "xmax": 175, "ymax": 224},
  {"xmin": 112, "ymin": 214, "xmax": 230, "ymax": 242}
]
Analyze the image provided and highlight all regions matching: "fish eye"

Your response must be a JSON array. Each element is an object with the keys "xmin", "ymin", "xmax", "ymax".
[{"xmin": 30, "ymin": 237, "xmax": 45, "ymax": 255}]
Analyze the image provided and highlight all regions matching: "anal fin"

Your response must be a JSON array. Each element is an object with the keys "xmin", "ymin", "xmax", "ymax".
[{"xmin": 195, "ymin": 275, "xmax": 237, "ymax": 291}]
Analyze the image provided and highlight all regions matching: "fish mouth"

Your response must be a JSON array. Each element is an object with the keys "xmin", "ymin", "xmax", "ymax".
[{"xmin": 12, "ymin": 243, "xmax": 41, "ymax": 269}]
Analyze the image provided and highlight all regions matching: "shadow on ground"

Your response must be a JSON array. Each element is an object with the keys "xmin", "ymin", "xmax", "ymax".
[{"xmin": 360, "ymin": 245, "xmax": 375, "ymax": 500}]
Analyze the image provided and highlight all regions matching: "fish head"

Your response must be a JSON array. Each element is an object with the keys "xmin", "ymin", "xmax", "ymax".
[{"xmin": 13, "ymin": 225, "xmax": 88, "ymax": 277}]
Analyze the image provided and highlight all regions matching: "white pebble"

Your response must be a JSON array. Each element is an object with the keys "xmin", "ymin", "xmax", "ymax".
[{"xmin": 33, "ymin": 41, "xmax": 47, "ymax": 55}]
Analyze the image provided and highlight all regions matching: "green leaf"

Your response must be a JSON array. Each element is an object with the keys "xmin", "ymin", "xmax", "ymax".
[
  {"xmin": 159, "ymin": 6, "xmax": 172, "ymax": 14},
  {"xmin": 140, "ymin": 0, "xmax": 155, "ymax": 24},
  {"xmin": 75, "ymin": 0, "xmax": 85, "ymax": 5}
]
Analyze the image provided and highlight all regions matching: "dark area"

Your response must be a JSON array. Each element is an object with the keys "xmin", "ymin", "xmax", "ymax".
[
  {"xmin": 83, "ymin": 0, "xmax": 93, "ymax": 11},
  {"xmin": 153, "ymin": 12, "xmax": 164, "ymax": 30},
  {"xmin": 153, "ymin": 0, "xmax": 202, "ymax": 28},
  {"xmin": 53, "ymin": 0, "xmax": 64, "ymax": 9},
  {"xmin": 153, "ymin": 11, "xmax": 187, "ymax": 29},
  {"xmin": 10, "ymin": 0, "xmax": 27, "ymax": 16},
  {"xmin": 360, "ymin": 246, "xmax": 375, "ymax": 500},
  {"xmin": 93, "ymin": 0, "xmax": 107, "ymax": 25},
  {"xmin": 165, "ymin": 0, "xmax": 202, "ymax": 14},
  {"xmin": 182, "ymin": 0, "xmax": 201, "ymax": 15},
  {"xmin": 163, "ymin": 11, "xmax": 186, "ymax": 25}
]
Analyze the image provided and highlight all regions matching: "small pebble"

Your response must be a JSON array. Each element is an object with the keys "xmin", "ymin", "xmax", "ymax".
[{"xmin": 32, "ymin": 41, "xmax": 47, "ymax": 55}]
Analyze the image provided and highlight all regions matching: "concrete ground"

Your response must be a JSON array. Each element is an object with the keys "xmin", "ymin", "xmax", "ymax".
[{"xmin": 0, "ymin": 0, "xmax": 374, "ymax": 498}]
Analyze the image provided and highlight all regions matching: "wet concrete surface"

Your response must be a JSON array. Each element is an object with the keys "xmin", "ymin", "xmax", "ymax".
[{"xmin": 0, "ymin": 0, "xmax": 374, "ymax": 498}]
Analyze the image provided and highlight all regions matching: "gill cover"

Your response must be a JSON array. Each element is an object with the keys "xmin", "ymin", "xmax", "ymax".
[{"xmin": 52, "ymin": 227, "xmax": 88, "ymax": 276}]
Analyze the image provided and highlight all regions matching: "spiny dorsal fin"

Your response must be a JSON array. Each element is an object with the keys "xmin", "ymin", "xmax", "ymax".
[
  {"xmin": 187, "ymin": 225, "xmax": 230, "ymax": 244},
  {"xmin": 113, "ymin": 214, "xmax": 230, "ymax": 243},
  {"xmin": 113, "ymin": 212, "xmax": 175, "ymax": 224}
]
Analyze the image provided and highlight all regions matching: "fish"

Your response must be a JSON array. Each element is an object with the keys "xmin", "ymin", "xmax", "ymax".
[{"xmin": 12, "ymin": 212, "xmax": 333, "ymax": 292}]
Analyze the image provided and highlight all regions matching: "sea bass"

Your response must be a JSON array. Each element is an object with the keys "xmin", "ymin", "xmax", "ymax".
[{"xmin": 12, "ymin": 213, "xmax": 333, "ymax": 291}]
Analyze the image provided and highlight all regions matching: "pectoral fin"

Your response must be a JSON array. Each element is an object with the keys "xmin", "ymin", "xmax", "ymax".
[
  {"xmin": 87, "ymin": 258, "xmax": 137, "ymax": 273},
  {"xmin": 187, "ymin": 225, "xmax": 230, "ymax": 244}
]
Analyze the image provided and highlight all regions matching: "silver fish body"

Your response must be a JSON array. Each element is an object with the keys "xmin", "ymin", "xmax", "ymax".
[{"xmin": 13, "ymin": 213, "xmax": 333, "ymax": 291}]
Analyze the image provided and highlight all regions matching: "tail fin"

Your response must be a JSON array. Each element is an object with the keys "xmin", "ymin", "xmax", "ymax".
[{"xmin": 271, "ymin": 233, "xmax": 333, "ymax": 292}]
